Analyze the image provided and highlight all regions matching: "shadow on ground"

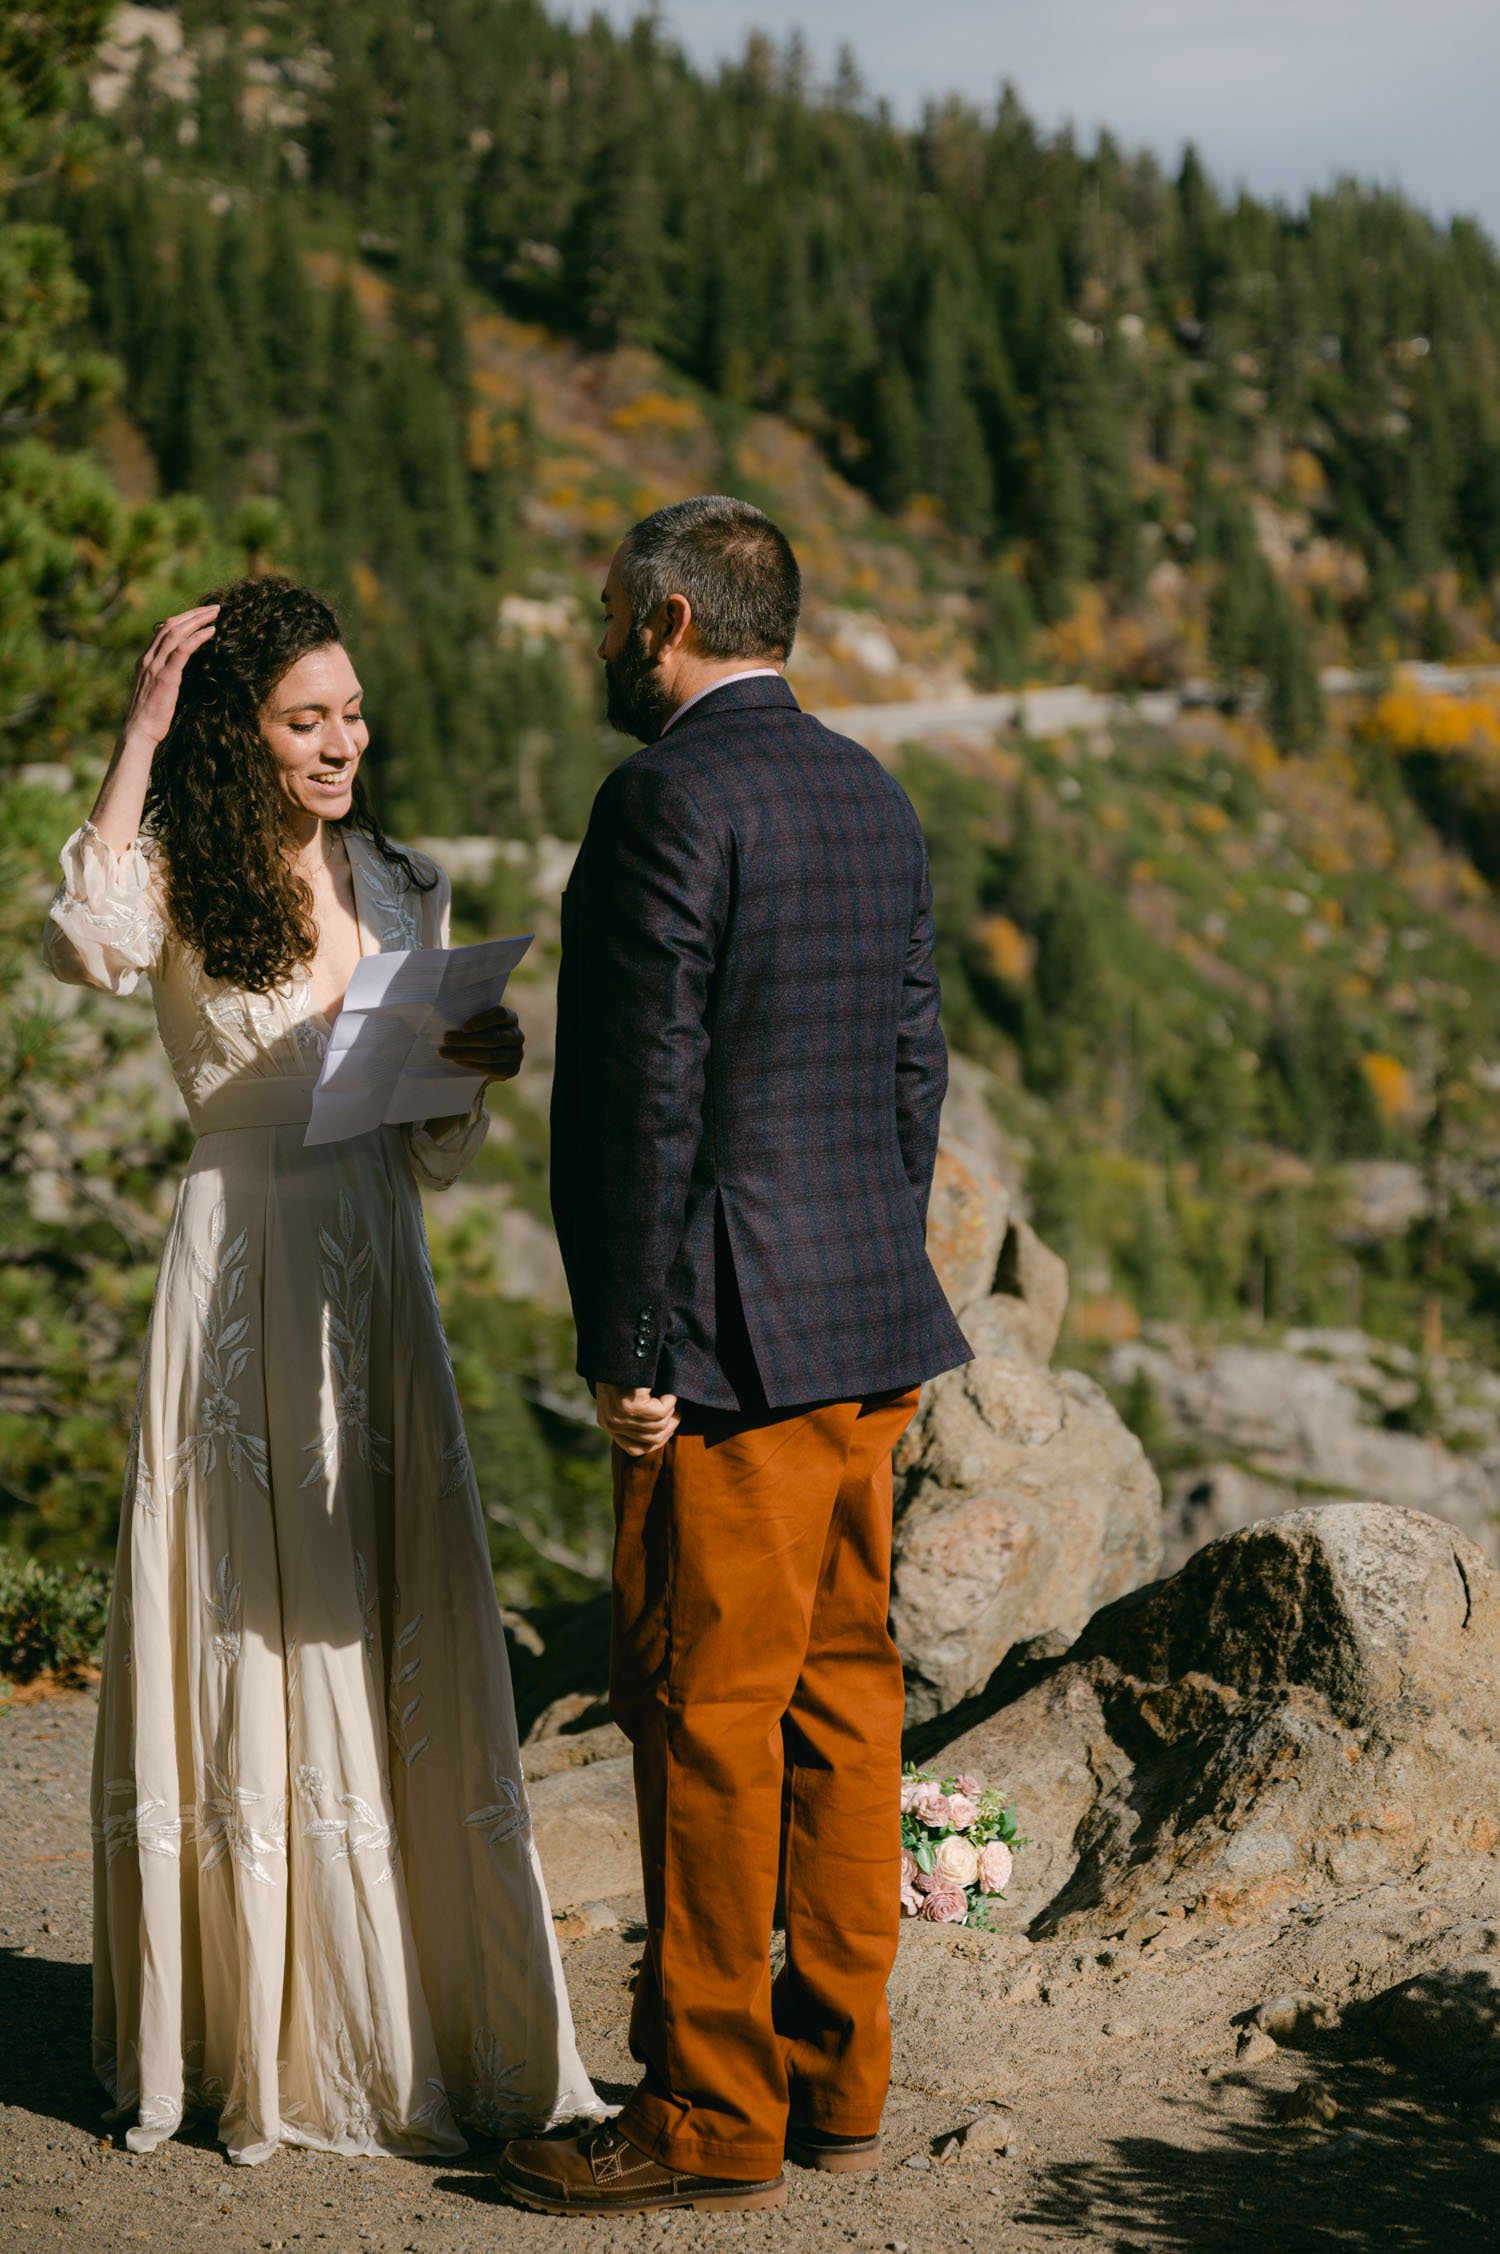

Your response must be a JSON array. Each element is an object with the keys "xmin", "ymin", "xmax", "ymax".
[
  {"xmin": 1019, "ymin": 2050, "xmax": 1498, "ymax": 2253},
  {"xmin": 0, "ymin": 1946, "xmax": 98, "ymax": 2135}
]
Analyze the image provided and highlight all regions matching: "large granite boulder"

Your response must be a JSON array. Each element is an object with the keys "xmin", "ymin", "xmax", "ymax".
[
  {"xmin": 925, "ymin": 1138, "xmax": 1011, "ymax": 1316},
  {"xmin": 892, "ymin": 1359, "xmax": 1161, "ymax": 1722},
  {"xmin": 924, "ymin": 1502, "xmax": 1500, "ymax": 1937},
  {"xmin": 527, "ymin": 1754, "xmax": 639, "ymax": 1912},
  {"xmin": 892, "ymin": 1129, "xmax": 1162, "ymax": 1723}
]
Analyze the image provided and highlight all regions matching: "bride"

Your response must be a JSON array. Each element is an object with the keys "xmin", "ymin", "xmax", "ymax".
[{"xmin": 44, "ymin": 576, "xmax": 601, "ymax": 2165}]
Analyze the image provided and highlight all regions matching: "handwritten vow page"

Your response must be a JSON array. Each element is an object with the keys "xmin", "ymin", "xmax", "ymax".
[{"xmin": 304, "ymin": 935, "xmax": 533, "ymax": 1147}]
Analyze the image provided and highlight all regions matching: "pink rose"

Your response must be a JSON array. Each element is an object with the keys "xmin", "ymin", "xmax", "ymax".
[
  {"xmin": 900, "ymin": 1778, "xmax": 928, "ymax": 1814},
  {"xmin": 978, "ymin": 1841, "xmax": 1013, "ymax": 1895},
  {"xmin": 899, "ymin": 1847, "xmax": 920, "ymax": 1886},
  {"xmin": 954, "ymin": 1774, "xmax": 983, "ymax": 1800},
  {"xmin": 913, "ymin": 1785, "xmax": 950, "ymax": 1830},
  {"xmin": 944, "ymin": 1793, "xmax": 979, "ymax": 1832},
  {"xmin": 899, "ymin": 1881, "xmax": 923, "ymax": 1917},
  {"xmin": 917, "ymin": 1877, "xmax": 969, "ymax": 1924}
]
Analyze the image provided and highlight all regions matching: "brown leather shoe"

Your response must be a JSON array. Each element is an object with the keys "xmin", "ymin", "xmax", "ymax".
[
  {"xmin": 785, "ymin": 2125, "xmax": 883, "ymax": 2172},
  {"xmin": 496, "ymin": 2119, "xmax": 787, "ymax": 2215}
]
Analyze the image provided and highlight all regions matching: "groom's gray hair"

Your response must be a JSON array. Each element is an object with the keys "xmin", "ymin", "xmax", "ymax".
[{"xmin": 620, "ymin": 495, "xmax": 801, "ymax": 661}]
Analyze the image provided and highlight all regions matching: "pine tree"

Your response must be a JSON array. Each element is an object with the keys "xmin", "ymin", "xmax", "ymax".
[
  {"xmin": 920, "ymin": 285, "xmax": 994, "ymax": 539},
  {"xmin": 873, "ymin": 361, "xmax": 922, "ymax": 513},
  {"xmin": 1032, "ymin": 418, "xmax": 1091, "ymax": 623},
  {"xmin": 215, "ymin": 207, "xmax": 270, "ymax": 431},
  {"xmin": 1028, "ymin": 872, "xmax": 1111, "ymax": 1093},
  {"xmin": 1262, "ymin": 587, "xmax": 1324, "ymax": 753},
  {"xmin": 154, "ymin": 214, "xmax": 244, "ymax": 502},
  {"xmin": 262, "ymin": 198, "xmax": 321, "ymax": 417}
]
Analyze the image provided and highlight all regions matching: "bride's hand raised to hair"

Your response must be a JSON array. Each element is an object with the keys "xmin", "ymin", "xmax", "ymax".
[
  {"xmin": 438, "ymin": 1004, "xmax": 525, "ymax": 1084},
  {"xmin": 88, "ymin": 604, "xmax": 222, "ymax": 854},
  {"xmin": 118, "ymin": 605, "xmax": 221, "ymax": 754}
]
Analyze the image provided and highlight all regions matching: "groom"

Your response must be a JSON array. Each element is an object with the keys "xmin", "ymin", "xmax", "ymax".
[{"xmin": 500, "ymin": 496, "xmax": 971, "ymax": 2216}]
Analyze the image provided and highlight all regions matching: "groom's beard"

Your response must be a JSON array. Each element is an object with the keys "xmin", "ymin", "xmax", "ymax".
[{"xmin": 604, "ymin": 625, "xmax": 676, "ymax": 742}]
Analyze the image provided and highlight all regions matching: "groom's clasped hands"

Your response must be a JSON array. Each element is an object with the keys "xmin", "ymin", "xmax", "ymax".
[{"xmin": 596, "ymin": 1381, "xmax": 681, "ymax": 1455}]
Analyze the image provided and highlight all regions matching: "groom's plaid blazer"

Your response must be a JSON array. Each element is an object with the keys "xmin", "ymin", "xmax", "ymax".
[{"xmin": 550, "ymin": 673, "xmax": 972, "ymax": 1410}]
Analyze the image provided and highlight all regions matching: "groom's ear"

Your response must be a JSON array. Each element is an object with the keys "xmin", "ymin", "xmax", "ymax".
[{"xmin": 653, "ymin": 592, "xmax": 693, "ymax": 658}]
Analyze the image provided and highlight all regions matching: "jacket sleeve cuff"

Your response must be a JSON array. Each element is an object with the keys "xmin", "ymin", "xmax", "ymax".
[{"xmin": 578, "ymin": 1300, "xmax": 664, "ymax": 1392}]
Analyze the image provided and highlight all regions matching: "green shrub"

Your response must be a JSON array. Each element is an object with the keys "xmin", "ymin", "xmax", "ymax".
[{"xmin": 0, "ymin": 1552, "xmax": 112, "ymax": 1683}]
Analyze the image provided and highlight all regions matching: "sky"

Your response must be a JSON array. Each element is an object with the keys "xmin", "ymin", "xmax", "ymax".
[{"xmin": 553, "ymin": 0, "xmax": 1500, "ymax": 237}]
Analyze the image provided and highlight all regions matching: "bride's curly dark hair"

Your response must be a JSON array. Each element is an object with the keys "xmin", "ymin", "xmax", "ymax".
[{"xmin": 143, "ymin": 575, "xmax": 432, "ymax": 993}]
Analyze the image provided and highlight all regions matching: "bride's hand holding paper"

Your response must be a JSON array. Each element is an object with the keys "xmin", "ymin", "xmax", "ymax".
[
  {"xmin": 304, "ymin": 932, "xmax": 532, "ymax": 1146},
  {"xmin": 438, "ymin": 1002, "xmax": 524, "ymax": 1083}
]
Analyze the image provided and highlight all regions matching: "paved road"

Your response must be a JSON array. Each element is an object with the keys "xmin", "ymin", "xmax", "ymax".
[{"xmin": 812, "ymin": 661, "xmax": 1500, "ymax": 752}]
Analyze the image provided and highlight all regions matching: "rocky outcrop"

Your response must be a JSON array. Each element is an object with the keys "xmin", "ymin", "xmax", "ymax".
[
  {"xmin": 892, "ymin": 1130, "xmax": 1161, "ymax": 1723},
  {"xmin": 527, "ymin": 1754, "xmax": 640, "ymax": 1914},
  {"xmin": 924, "ymin": 1139, "xmax": 1012, "ymax": 1317},
  {"xmin": 524, "ymin": 1111, "xmax": 1165, "ymax": 1888},
  {"xmin": 892, "ymin": 1361, "xmax": 1162, "ymax": 1722},
  {"xmin": 1371, "ymin": 1956, "xmax": 1500, "ymax": 2067},
  {"xmin": 927, "ymin": 1501, "xmax": 1500, "ymax": 1937},
  {"xmin": 1109, "ymin": 1332, "xmax": 1500, "ymax": 1569},
  {"xmin": 938, "ymin": 1051, "xmax": 1028, "ymax": 1206}
]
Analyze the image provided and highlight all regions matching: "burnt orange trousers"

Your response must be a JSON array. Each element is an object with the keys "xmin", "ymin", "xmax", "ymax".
[{"xmin": 609, "ymin": 1390, "xmax": 919, "ymax": 2180}]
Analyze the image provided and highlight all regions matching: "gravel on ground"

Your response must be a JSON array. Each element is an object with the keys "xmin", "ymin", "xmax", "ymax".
[{"xmin": 2, "ymin": 1689, "xmax": 1494, "ymax": 2254}]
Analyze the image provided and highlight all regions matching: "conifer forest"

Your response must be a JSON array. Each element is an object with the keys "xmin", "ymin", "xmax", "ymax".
[{"xmin": 5, "ymin": 1, "xmax": 1500, "ymax": 1639}]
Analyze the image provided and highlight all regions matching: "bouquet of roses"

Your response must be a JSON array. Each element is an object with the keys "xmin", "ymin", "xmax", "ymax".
[{"xmin": 900, "ymin": 1764, "xmax": 1020, "ymax": 1929}]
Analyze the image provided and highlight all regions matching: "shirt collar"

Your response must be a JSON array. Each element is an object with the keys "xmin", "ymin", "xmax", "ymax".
[{"xmin": 659, "ymin": 668, "xmax": 785, "ymax": 735}]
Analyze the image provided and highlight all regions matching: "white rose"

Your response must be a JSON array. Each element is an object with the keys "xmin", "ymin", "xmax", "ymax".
[{"xmin": 934, "ymin": 1833, "xmax": 980, "ymax": 1888}]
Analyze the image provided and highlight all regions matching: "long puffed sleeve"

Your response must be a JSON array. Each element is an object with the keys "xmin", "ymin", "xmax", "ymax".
[
  {"xmin": 43, "ymin": 822, "xmax": 168, "ymax": 994},
  {"xmin": 400, "ymin": 856, "xmax": 490, "ymax": 1191},
  {"xmin": 405, "ymin": 1093, "xmax": 490, "ymax": 1190}
]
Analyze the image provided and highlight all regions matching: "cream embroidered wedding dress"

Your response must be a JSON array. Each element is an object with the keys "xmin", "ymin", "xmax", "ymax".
[{"xmin": 44, "ymin": 821, "xmax": 602, "ymax": 2165}]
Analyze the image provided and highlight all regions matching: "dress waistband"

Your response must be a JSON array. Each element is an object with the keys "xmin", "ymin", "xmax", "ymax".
[{"xmin": 189, "ymin": 1077, "xmax": 320, "ymax": 1136}]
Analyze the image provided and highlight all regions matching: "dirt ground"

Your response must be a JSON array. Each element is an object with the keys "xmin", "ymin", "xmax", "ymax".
[{"xmin": 2, "ymin": 1690, "xmax": 1495, "ymax": 2254}]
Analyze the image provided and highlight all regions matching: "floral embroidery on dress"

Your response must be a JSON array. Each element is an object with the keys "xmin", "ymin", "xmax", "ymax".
[
  {"xmin": 185, "ymin": 2044, "xmax": 257, "ymax": 2130},
  {"xmin": 413, "ymin": 1244, "xmax": 473, "ymax": 1495},
  {"xmin": 52, "ymin": 826, "xmax": 602, "ymax": 2162},
  {"xmin": 204, "ymin": 973, "xmax": 331, "ymax": 1067},
  {"xmin": 353, "ymin": 1550, "xmax": 378, "ymax": 1659},
  {"xmin": 297, "ymin": 1765, "xmax": 397, "ymax": 1883},
  {"xmin": 329, "ymin": 2028, "xmax": 381, "ymax": 2143},
  {"xmin": 463, "ymin": 2027, "xmax": 529, "ymax": 2136},
  {"xmin": 207, "ymin": 1554, "xmax": 242, "ymax": 1666},
  {"xmin": 122, "ymin": 1371, "xmax": 160, "ymax": 1521},
  {"xmin": 302, "ymin": 1192, "xmax": 392, "ymax": 1487},
  {"xmin": 198, "ymin": 1766, "xmax": 287, "ymax": 1885},
  {"xmin": 355, "ymin": 848, "xmax": 422, "ymax": 950},
  {"xmin": 388, "ymin": 1597, "xmax": 429, "ymax": 1767},
  {"xmin": 96, "ymin": 1778, "xmax": 183, "ymax": 1864},
  {"xmin": 409, "ymin": 2078, "xmax": 458, "ymax": 2138},
  {"xmin": 135, "ymin": 2093, "xmax": 183, "ymax": 2140},
  {"xmin": 464, "ymin": 1760, "xmax": 533, "ymax": 1849},
  {"xmin": 170, "ymin": 1204, "xmax": 270, "ymax": 1492},
  {"xmin": 169, "ymin": 952, "xmax": 234, "ymax": 1089}
]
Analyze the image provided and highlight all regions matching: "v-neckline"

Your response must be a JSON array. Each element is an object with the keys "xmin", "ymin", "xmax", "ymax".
[{"xmin": 303, "ymin": 828, "xmax": 369, "ymax": 1033}]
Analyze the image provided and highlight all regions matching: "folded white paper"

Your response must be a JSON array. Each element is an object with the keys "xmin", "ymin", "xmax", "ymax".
[{"xmin": 304, "ymin": 934, "xmax": 533, "ymax": 1148}]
